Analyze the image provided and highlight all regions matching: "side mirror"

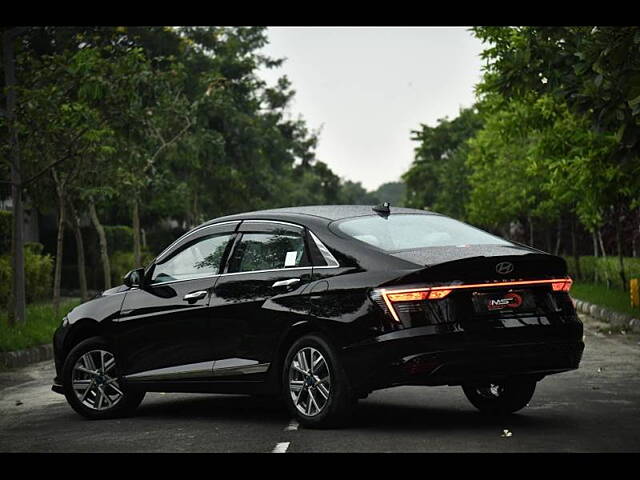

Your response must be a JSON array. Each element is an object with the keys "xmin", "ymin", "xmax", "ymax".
[{"xmin": 123, "ymin": 268, "xmax": 145, "ymax": 288}]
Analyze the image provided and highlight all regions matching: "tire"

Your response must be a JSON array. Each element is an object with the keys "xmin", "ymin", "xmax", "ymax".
[
  {"xmin": 282, "ymin": 333, "xmax": 356, "ymax": 429},
  {"xmin": 62, "ymin": 336, "xmax": 145, "ymax": 420},
  {"xmin": 462, "ymin": 378, "xmax": 536, "ymax": 415}
]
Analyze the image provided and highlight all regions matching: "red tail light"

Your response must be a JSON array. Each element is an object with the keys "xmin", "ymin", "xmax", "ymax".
[
  {"xmin": 552, "ymin": 279, "xmax": 573, "ymax": 292},
  {"xmin": 386, "ymin": 291, "xmax": 430, "ymax": 302},
  {"xmin": 376, "ymin": 278, "xmax": 571, "ymax": 323}
]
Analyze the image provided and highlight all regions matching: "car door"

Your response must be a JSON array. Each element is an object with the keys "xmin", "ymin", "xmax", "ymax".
[
  {"xmin": 115, "ymin": 222, "xmax": 238, "ymax": 378},
  {"xmin": 208, "ymin": 220, "xmax": 314, "ymax": 378}
]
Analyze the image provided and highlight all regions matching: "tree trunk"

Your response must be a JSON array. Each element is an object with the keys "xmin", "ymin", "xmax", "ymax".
[
  {"xmin": 4, "ymin": 29, "xmax": 26, "ymax": 325},
  {"xmin": 616, "ymin": 212, "xmax": 627, "ymax": 291},
  {"xmin": 571, "ymin": 219, "xmax": 581, "ymax": 281},
  {"xmin": 53, "ymin": 194, "xmax": 66, "ymax": 316},
  {"xmin": 88, "ymin": 198, "xmax": 111, "ymax": 290},
  {"xmin": 192, "ymin": 189, "xmax": 199, "ymax": 228},
  {"xmin": 592, "ymin": 230, "xmax": 599, "ymax": 283},
  {"xmin": 598, "ymin": 228, "xmax": 607, "ymax": 257},
  {"xmin": 597, "ymin": 228, "xmax": 610, "ymax": 288},
  {"xmin": 527, "ymin": 216, "xmax": 534, "ymax": 247},
  {"xmin": 141, "ymin": 228, "xmax": 147, "ymax": 249},
  {"xmin": 132, "ymin": 198, "xmax": 142, "ymax": 267},
  {"xmin": 554, "ymin": 217, "xmax": 562, "ymax": 256},
  {"xmin": 545, "ymin": 224, "xmax": 552, "ymax": 253},
  {"xmin": 68, "ymin": 202, "xmax": 88, "ymax": 301}
]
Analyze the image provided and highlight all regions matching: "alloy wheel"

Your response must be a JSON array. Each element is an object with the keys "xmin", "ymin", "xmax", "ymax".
[
  {"xmin": 71, "ymin": 349, "xmax": 123, "ymax": 411},
  {"xmin": 288, "ymin": 347, "xmax": 331, "ymax": 416}
]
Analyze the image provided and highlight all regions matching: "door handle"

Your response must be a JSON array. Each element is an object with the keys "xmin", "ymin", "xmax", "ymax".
[
  {"xmin": 183, "ymin": 290, "xmax": 207, "ymax": 302},
  {"xmin": 272, "ymin": 278, "xmax": 301, "ymax": 288}
]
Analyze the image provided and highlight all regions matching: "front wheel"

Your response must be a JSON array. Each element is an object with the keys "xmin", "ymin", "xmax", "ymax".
[
  {"xmin": 282, "ymin": 334, "xmax": 356, "ymax": 429},
  {"xmin": 462, "ymin": 378, "xmax": 536, "ymax": 415},
  {"xmin": 62, "ymin": 336, "xmax": 145, "ymax": 420}
]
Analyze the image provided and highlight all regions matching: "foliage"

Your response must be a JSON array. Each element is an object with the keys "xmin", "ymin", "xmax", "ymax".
[
  {"xmin": 403, "ymin": 107, "xmax": 483, "ymax": 219},
  {"xmin": 104, "ymin": 225, "xmax": 134, "ymax": 252},
  {"xmin": 465, "ymin": 93, "xmax": 616, "ymax": 230},
  {"xmin": 474, "ymin": 28, "xmax": 640, "ymax": 159}
]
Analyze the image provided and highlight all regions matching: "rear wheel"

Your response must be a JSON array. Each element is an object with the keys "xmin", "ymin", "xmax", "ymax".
[
  {"xmin": 282, "ymin": 334, "xmax": 355, "ymax": 429},
  {"xmin": 62, "ymin": 336, "xmax": 145, "ymax": 420},
  {"xmin": 462, "ymin": 378, "xmax": 536, "ymax": 415}
]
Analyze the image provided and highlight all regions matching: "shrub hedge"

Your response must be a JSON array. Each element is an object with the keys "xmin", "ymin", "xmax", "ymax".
[
  {"xmin": 564, "ymin": 255, "xmax": 640, "ymax": 290},
  {"xmin": 0, "ymin": 242, "xmax": 54, "ymax": 309}
]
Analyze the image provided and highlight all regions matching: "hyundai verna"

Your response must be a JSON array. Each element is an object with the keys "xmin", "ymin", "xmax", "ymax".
[{"xmin": 52, "ymin": 204, "xmax": 584, "ymax": 428}]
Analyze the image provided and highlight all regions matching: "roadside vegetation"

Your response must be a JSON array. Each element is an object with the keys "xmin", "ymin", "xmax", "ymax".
[
  {"xmin": 571, "ymin": 282, "xmax": 639, "ymax": 319},
  {"xmin": 0, "ymin": 299, "xmax": 80, "ymax": 352}
]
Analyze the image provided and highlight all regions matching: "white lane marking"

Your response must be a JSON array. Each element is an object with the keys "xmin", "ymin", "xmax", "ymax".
[
  {"xmin": 272, "ymin": 442, "xmax": 290, "ymax": 453},
  {"xmin": 284, "ymin": 419, "xmax": 299, "ymax": 431}
]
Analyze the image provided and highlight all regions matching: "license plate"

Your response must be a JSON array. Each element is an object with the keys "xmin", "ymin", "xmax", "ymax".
[{"xmin": 472, "ymin": 289, "xmax": 535, "ymax": 314}]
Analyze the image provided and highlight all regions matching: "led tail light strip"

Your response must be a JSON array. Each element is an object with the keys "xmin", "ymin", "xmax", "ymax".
[{"xmin": 378, "ymin": 277, "xmax": 572, "ymax": 323}]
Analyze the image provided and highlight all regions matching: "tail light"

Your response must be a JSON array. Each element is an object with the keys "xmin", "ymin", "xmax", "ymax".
[
  {"xmin": 373, "ymin": 278, "xmax": 572, "ymax": 324},
  {"xmin": 373, "ymin": 287, "xmax": 453, "ymax": 323},
  {"xmin": 551, "ymin": 278, "xmax": 573, "ymax": 292}
]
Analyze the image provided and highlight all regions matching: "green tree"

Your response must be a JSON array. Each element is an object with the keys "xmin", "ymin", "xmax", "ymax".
[{"xmin": 403, "ymin": 107, "xmax": 482, "ymax": 218}]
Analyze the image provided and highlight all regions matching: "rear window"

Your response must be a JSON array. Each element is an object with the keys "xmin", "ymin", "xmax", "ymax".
[{"xmin": 334, "ymin": 214, "xmax": 512, "ymax": 251}]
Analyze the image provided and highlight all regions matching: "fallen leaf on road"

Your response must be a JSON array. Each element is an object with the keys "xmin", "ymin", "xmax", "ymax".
[
  {"xmin": 15, "ymin": 400, "xmax": 23, "ymax": 406},
  {"xmin": 501, "ymin": 429, "xmax": 512, "ymax": 438}
]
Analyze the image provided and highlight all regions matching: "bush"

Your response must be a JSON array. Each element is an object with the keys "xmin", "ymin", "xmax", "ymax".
[
  {"xmin": 110, "ymin": 249, "xmax": 154, "ymax": 286},
  {"xmin": 0, "ymin": 243, "xmax": 54, "ymax": 309},
  {"xmin": 564, "ymin": 256, "xmax": 640, "ymax": 290},
  {"xmin": 104, "ymin": 225, "xmax": 134, "ymax": 252},
  {"xmin": 0, "ymin": 211, "xmax": 11, "ymax": 254}
]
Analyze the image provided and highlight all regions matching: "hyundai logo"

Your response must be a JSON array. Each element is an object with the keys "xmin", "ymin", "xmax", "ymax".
[{"xmin": 496, "ymin": 262, "xmax": 514, "ymax": 275}]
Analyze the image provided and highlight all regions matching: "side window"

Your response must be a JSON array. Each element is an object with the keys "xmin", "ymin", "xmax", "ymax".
[
  {"xmin": 228, "ymin": 229, "xmax": 308, "ymax": 273},
  {"xmin": 151, "ymin": 234, "xmax": 233, "ymax": 284}
]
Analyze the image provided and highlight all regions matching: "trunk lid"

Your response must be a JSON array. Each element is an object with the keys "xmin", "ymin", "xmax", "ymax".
[{"xmin": 386, "ymin": 244, "xmax": 566, "ymax": 286}]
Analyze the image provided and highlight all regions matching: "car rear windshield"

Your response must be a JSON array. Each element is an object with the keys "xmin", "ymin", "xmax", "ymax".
[{"xmin": 335, "ymin": 214, "xmax": 512, "ymax": 251}]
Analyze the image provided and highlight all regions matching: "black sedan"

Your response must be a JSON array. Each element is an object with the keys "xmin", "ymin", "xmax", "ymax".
[{"xmin": 52, "ymin": 204, "xmax": 584, "ymax": 428}]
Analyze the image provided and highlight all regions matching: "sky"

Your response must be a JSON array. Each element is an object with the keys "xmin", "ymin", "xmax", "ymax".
[{"xmin": 258, "ymin": 27, "xmax": 485, "ymax": 191}]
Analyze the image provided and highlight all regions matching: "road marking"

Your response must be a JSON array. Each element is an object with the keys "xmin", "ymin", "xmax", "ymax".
[
  {"xmin": 284, "ymin": 419, "xmax": 299, "ymax": 431},
  {"xmin": 272, "ymin": 442, "xmax": 290, "ymax": 453}
]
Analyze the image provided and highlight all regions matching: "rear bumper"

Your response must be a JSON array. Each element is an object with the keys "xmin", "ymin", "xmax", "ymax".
[{"xmin": 342, "ymin": 320, "xmax": 584, "ymax": 392}]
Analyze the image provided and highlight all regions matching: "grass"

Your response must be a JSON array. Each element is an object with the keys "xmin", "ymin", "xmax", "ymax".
[
  {"xmin": 571, "ymin": 282, "xmax": 640, "ymax": 318},
  {"xmin": 0, "ymin": 299, "xmax": 81, "ymax": 352}
]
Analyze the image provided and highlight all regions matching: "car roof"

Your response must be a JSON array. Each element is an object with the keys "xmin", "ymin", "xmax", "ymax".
[{"xmin": 203, "ymin": 205, "xmax": 437, "ymax": 225}]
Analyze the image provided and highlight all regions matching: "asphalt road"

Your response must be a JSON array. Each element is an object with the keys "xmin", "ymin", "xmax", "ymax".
[{"xmin": 1, "ymin": 314, "xmax": 639, "ymax": 453}]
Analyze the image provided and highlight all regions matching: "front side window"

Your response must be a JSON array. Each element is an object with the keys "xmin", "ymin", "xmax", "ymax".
[
  {"xmin": 228, "ymin": 230, "xmax": 308, "ymax": 273},
  {"xmin": 335, "ymin": 214, "xmax": 512, "ymax": 251},
  {"xmin": 151, "ymin": 234, "xmax": 233, "ymax": 284}
]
